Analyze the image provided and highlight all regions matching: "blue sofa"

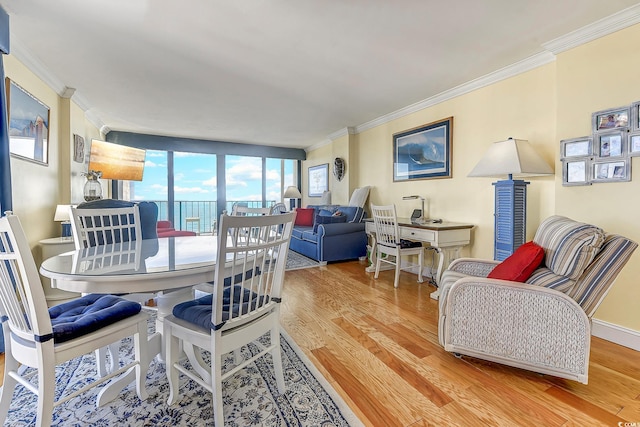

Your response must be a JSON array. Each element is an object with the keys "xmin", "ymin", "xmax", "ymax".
[{"xmin": 289, "ymin": 205, "xmax": 368, "ymax": 264}]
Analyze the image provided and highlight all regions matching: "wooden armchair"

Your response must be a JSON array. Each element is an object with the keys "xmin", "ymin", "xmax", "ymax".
[{"xmin": 438, "ymin": 216, "xmax": 637, "ymax": 383}]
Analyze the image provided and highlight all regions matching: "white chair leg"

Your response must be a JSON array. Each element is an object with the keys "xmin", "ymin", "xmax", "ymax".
[
  {"xmin": 166, "ymin": 328, "xmax": 181, "ymax": 406},
  {"xmin": 417, "ymin": 249, "xmax": 424, "ymax": 283},
  {"xmin": 374, "ymin": 250, "xmax": 382, "ymax": 279},
  {"xmin": 394, "ymin": 256, "xmax": 401, "ymax": 288},
  {"xmin": 0, "ymin": 349, "xmax": 19, "ymax": 424},
  {"xmin": 213, "ymin": 349, "xmax": 225, "ymax": 427},
  {"xmin": 133, "ymin": 321, "xmax": 149, "ymax": 401},
  {"xmin": 96, "ymin": 347, "xmax": 108, "ymax": 376},
  {"xmin": 271, "ymin": 327, "xmax": 286, "ymax": 394},
  {"xmin": 233, "ymin": 348, "xmax": 243, "ymax": 365},
  {"xmin": 37, "ymin": 357, "xmax": 56, "ymax": 427}
]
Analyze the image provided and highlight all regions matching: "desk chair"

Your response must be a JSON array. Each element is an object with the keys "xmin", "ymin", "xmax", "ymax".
[
  {"xmin": 370, "ymin": 203, "xmax": 424, "ymax": 288},
  {"xmin": 164, "ymin": 212, "xmax": 296, "ymax": 427},
  {"xmin": 0, "ymin": 213, "xmax": 149, "ymax": 427}
]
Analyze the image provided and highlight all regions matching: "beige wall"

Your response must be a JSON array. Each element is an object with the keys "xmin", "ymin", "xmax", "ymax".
[
  {"xmin": 5, "ymin": 56, "xmax": 61, "ymax": 248},
  {"xmin": 4, "ymin": 55, "xmax": 102, "ymax": 262},
  {"xmin": 306, "ymin": 24, "xmax": 640, "ymax": 332},
  {"xmin": 311, "ymin": 63, "xmax": 557, "ymax": 260},
  {"xmin": 555, "ymin": 23, "xmax": 640, "ymax": 329}
]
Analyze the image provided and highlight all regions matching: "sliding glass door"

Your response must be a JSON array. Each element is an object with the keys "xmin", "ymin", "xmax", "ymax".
[{"xmin": 123, "ymin": 150, "xmax": 298, "ymax": 234}]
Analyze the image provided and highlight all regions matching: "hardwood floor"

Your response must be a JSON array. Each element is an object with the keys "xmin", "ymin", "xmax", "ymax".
[
  {"xmin": 0, "ymin": 260, "xmax": 638, "ymax": 426},
  {"xmin": 280, "ymin": 260, "xmax": 640, "ymax": 427}
]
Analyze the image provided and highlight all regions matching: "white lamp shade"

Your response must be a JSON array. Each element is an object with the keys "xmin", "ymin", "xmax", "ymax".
[
  {"xmin": 283, "ymin": 186, "xmax": 302, "ymax": 199},
  {"xmin": 468, "ymin": 138, "xmax": 553, "ymax": 178},
  {"xmin": 54, "ymin": 205, "xmax": 72, "ymax": 222}
]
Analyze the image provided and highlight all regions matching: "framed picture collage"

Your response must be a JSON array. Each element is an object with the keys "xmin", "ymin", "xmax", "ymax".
[{"xmin": 561, "ymin": 102, "xmax": 640, "ymax": 186}]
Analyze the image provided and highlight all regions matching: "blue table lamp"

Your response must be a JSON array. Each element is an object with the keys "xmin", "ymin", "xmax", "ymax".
[
  {"xmin": 468, "ymin": 138, "xmax": 553, "ymax": 261},
  {"xmin": 283, "ymin": 186, "xmax": 302, "ymax": 211},
  {"xmin": 54, "ymin": 205, "xmax": 73, "ymax": 238}
]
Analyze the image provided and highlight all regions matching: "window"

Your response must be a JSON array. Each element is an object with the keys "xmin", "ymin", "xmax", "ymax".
[{"xmin": 173, "ymin": 152, "xmax": 216, "ymax": 234}]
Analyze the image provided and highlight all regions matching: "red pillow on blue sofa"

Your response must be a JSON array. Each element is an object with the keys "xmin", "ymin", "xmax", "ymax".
[
  {"xmin": 294, "ymin": 208, "xmax": 315, "ymax": 226},
  {"xmin": 487, "ymin": 241, "xmax": 545, "ymax": 282}
]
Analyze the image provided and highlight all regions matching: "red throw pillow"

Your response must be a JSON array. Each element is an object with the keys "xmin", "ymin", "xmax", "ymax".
[
  {"xmin": 487, "ymin": 241, "xmax": 545, "ymax": 282},
  {"xmin": 294, "ymin": 208, "xmax": 315, "ymax": 226}
]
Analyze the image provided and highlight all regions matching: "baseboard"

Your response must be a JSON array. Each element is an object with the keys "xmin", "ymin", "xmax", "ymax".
[{"xmin": 591, "ymin": 319, "xmax": 640, "ymax": 351}]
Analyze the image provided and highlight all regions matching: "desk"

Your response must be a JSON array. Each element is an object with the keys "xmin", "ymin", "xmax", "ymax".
[{"xmin": 365, "ymin": 218, "xmax": 473, "ymax": 299}]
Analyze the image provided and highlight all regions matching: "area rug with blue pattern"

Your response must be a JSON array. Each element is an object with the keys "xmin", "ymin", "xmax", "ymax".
[
  {"xmin": 4, "ymin": 325, "xmax": 362, "ymax": 426},
  {"xmin": 285, "ymin": 251, "xmax": 321, "ymax": 271}
]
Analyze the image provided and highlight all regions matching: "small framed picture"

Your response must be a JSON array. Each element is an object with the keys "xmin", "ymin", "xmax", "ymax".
[
  {"xmin": 632, "ymin": 101, "xmax": 640, "ymax": 130},
  {"xmin": 560, "ymin": 137, "xmax": 592, "ymax": 159},
  {"xmin": 592, "ymin": 106, "xmax": 630, "ymax": 133},
  {"xmin": 592, "ymin": 159, "xmax": 630, "ymax": 182},
  {"xmin": 596, "ymin": 131, "xmax": 625, "ymax": 158},
  {"xmin": 562, "ymin": 158, "xmax": 591, "ymax": 186},
  {"xmin": 629, "ymin": 132, "xmax": 640, "ymax": 157},
  {"xmin": 308, "ymin": 163, "xmax": 329, "ymax": 197}
]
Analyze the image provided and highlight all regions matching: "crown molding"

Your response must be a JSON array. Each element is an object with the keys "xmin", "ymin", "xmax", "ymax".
[
  {"xmin": 305, "ymin": 138, "xmax": 332, "ymax": 154},
  {"xmin": 543, "ymin": 3, "xmax": 640, "ymax": 54},
  {"xmin": 9, "ymin": 35, "xmax": 66, "ymax": 94},
  {"xmin": 354, "ymin": 51, "xmax": 555, "ymax": 135},
  {"xmin": 319, "ymin": 5, "xmax": 640, "ymax": 147},
  {"xmin": 327, "ymin": 126, "xmax": 356, "ymax": 141},
  {"xmin": 10, "ymin": 34, "xmax": 106, "ymax": 133}
]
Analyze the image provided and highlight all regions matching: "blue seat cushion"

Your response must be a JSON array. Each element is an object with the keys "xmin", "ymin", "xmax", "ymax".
[
  {"xmin": 48, "ymin": 294, "xmax": 142, "ymax": 343},
  {"xmin": 292, "ymin": 226, "xmax": 312, "ymax": 239},
  {"xmin": 173, "ymin": 285, "xmax": 268, "ymax": 330}
]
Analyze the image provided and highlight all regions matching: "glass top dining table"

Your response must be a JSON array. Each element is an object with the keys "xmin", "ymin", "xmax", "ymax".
[{"xmin": 40, "ymin": 235, "xmax": 219, "ymax": 295}]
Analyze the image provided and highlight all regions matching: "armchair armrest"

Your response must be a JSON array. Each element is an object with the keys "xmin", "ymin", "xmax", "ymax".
[
  {"xmin": 317, "ymin": 222, "xmax": 365, "ymax": 237},
  {"xmin": 447, "ymin": 257, "xmax": 499, "ymax": 277},
  {"xmin": 438, "ymin": 258, "xmax": 500, "ymax": 311},
  {"xmin": 439, "ymin": 277, "xmax": 590, "ymax": 383}
]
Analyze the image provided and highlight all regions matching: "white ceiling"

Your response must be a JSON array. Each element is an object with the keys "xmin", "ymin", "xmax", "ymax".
[{"xmin": 3, "ymin": 0, "xmax": 640, "ymax": 150}]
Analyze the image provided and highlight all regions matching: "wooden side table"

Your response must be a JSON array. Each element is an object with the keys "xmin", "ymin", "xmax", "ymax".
[{"xmin": 39, "ymin": 237, "xmax": 79, "ymax": 306}]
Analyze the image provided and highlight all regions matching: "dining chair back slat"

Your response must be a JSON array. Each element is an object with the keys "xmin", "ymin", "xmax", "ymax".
[{"xmin": 70, "ymin": 206, "xmax": 142, "ymax": 250}]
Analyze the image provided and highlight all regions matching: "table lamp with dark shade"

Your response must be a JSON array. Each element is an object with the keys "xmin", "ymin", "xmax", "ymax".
[{"xmin": 468, "ymin": 138, "xmax": 553, "ymax": 261}]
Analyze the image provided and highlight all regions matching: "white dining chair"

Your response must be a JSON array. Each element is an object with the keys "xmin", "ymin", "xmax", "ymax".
[
  {"xmin": 69, "ymin": 204, "xmax": 153, "ymax": 374},
  {"xmin": 370, "ymin": 203, "xmax": 424, "ymax": 288},
  {"xmin": 230, "ymin": 204, "xmax": 272, "ymax": 216},
  {"xmin": 0, "ymin": 213, "xmax": 149, "ymax": 427},
  {"xmin": 269, "ymin": 202, "xmax": 287, "ymax": 215},
  {"xmin": 70, "ymin": 205, "xmax": 142, "ymax": 251},
  {"xmin": 164, "ymin": 212, "xmax": 296, "ymax": 427}
]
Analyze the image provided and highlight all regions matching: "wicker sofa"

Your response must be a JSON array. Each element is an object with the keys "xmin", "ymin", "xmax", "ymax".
[{"xmin": 438, "ymin": 215, "xmax": 637, "ymax": 383}]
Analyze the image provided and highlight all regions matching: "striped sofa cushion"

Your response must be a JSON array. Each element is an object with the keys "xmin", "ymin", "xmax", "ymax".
[{"xmin": 533, "ymin": 216, "xmax": 605, "ymax": 280}]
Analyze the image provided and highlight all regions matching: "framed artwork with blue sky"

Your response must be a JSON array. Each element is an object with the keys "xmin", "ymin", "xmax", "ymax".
[{"xmin": 393, "ymin": 117, "xmax": 452, "ymax": 181}]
